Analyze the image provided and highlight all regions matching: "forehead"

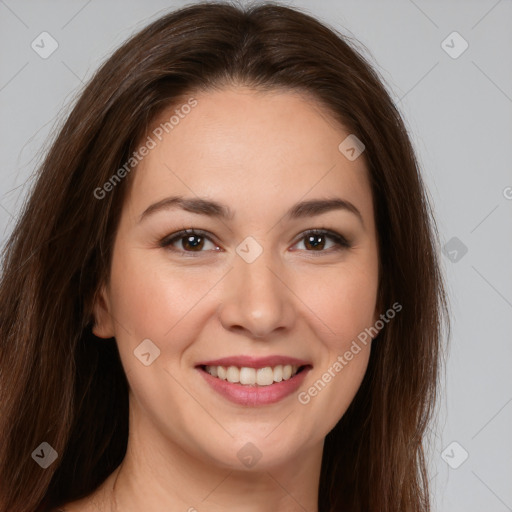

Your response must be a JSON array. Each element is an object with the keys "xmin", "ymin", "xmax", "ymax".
[{"xmin": 127, "ymin": 86, "xmax": 372, "ymax": 223}]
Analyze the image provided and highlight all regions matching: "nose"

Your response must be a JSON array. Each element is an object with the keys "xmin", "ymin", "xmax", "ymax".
[{"xmin": 217, "ymin": 248, "xmax": 296, "ymax": 339}]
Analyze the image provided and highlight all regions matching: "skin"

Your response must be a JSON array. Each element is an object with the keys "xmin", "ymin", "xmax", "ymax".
[{"xmin": 62, "ymin": 86, "xmax": 380, "ymax": 512}]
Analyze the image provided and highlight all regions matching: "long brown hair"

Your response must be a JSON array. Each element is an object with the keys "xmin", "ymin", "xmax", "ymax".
[{"xmin": 0, "ymin": 2, "xmax": 449, "ymax": 511}]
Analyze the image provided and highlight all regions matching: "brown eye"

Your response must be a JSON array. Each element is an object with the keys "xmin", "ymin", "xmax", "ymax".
[
  {"xmin": 293, "ymin": 229, "xmax": 351, "ymax": 253},
  {"xmin": 178, "ymin": 233, "xmax": 205, "ymax": 251},
  {"xmin": 161, "ymin": 229, "xmax": 220, "ymax": 255},
  {"xmin": 303, "ymin": 233, "xmax": 327, "ymax": 251},
  {"xmin": 160, "ymin": 228, "xmax": 350, "ymax": 257}
]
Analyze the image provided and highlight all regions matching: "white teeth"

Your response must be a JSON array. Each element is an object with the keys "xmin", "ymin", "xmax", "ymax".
[
  {"xmin": 217, "ymin": 366, "xmax": 227, "ymax": 380},
  {"xmin": 240, "ymin": 367, "xmax": 256, "ymax": 385},
  {"xmin": 256, "ymin": 367, "xmax": 274, "ymax": 386},
  {"xmin": 226, "ymin": 366, "xmax": 239, "ymax": 383},
  {"xmin": 204, "ymin": 364, "xmax": 301, "ymax": 385}
]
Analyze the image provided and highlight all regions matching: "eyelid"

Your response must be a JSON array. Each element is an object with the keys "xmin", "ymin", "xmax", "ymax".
[
  {"xmin": 159, "ymin": 228, "xmax": 221, "ymax": 254},
  {"xmin": 292, "ymin": 228, "xmax": 351, "ymax": 251},
  {"xmin": 159, "ymin": 227, "xmax": 351, "ymax": 255}
]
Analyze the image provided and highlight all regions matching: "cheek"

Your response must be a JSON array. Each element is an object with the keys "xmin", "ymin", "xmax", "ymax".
[
  {"xmin": 106, "ymin": 249, "xmax": 193, "ymax": 366},
  {"xmin": 106, "ymin": 247, "xmax": 234, "ymax": 382},
  {"xmin": 294, "ymin": 262, "xmax": 377, "ymax": 429},
  {"xmin": 108, "ymin": 247, "xmax": 198, "ymax": 332},
  {"xmin": 301, "ymin": 260, "xmax": 379, "ymax": 344},
  {"xmin": 302, "ymin": 345, "xmax": 370, "ymax": 439}
]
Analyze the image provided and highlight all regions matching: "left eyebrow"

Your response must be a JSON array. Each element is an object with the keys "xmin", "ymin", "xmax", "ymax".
[
  {"xmin": 285, "ymin": 198, "xmax": 364, "ymax": 227},
  {"xmin": 138, "ymin": 195, "xmax": 364, "ymax": 228}
]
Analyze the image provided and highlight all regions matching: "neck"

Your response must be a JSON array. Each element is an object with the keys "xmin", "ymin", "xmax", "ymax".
[{"xmin": 106, "ymin": 403, "xmax": 323, "ymax": 512}]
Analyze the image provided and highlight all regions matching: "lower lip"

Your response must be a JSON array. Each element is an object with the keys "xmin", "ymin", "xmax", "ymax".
[{"xmin": 197, "ymin": 366, "xmax": 311, "ymax": 406}]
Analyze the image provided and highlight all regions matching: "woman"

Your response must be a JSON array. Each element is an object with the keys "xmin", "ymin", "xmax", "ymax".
[{"xmin": 0, "ymin": 2, "xmax": 449, "ymax": 511}]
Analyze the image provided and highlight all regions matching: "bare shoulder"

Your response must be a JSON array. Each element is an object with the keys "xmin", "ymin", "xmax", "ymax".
[
  {"xmin": 51, "ymin": 493, "xmax": 106, "ymax": 512},
  {"xmin": 48, "ymin": 502, "xmax": 88, "ymax": 512},
  {"xmin": 49, "ymin": 500, "xmax": 98, "ymax": 512},
  {"xmin": 51, "ymin": 466, "xmax": 118, "ymax": 512}
]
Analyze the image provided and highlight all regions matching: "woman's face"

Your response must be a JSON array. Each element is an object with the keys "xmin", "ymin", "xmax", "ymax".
[{"xmin": 94, "ymin": 86, "xmax": 379, "ymax": 470}]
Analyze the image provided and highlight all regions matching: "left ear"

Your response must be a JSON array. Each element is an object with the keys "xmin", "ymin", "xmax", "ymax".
[
  {"xmin": 371, "ymin": 294, "xmax": 384, "ymax": 339},
  {"xmin": 91, "ymin": 282, "xmax": 116, "ymax": 339}
]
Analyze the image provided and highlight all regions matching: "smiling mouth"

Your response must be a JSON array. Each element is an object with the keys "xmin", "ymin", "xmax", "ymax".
[{"xmin": 198, "ymin": 364, "xmax": 309, "ymax": 386}]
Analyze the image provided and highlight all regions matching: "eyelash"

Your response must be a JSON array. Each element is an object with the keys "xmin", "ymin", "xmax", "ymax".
[{"xmin": 159, "ymin": 228, "xmax": 351, "ymax": 257}]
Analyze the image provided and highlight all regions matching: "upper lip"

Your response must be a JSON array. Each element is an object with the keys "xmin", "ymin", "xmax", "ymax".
[{"xmin": 196, "ymin": 355, "xmax": 311, "ymax": 369}]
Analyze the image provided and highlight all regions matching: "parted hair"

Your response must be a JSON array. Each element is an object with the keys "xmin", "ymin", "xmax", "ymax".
[{"xmin": 0, "ymin": 2, "xmax": 449, "ymax": 511}]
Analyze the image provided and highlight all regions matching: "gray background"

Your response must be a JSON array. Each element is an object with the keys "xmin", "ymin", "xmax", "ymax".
[{"xmin": 1, "ymin": 0, "xmax": 511, "ymax": 510}]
